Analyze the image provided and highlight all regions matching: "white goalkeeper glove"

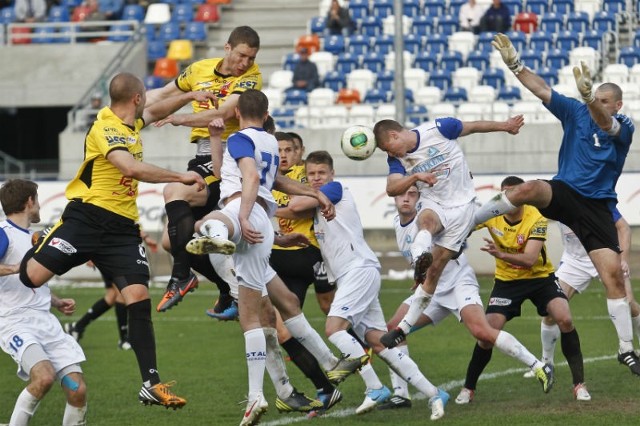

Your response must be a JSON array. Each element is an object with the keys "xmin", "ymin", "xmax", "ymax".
[
  {"xmin": 491, "ymin": 33, "xmax": 524, "ymax": 75},
  {"xmin": 573, "ymin": 61, "xmax": 595, "ymax": 104}
]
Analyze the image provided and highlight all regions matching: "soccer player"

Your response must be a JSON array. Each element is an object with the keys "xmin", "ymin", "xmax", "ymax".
[
  {"xmin": 145, "ymin": 26, "xmax": 262, "ymax": 313},
  {"xmin": 474, "ymin": 33, "xmax": 639, "ymax": 374},
  {"xmin": 18, "ymin": 73, "xmax": 211, "ymax": 408},
  {"xmin": 373, "ymin": 114, "xmax": 524, "ymax": 348},
  {"xmin": 1, "ymin": 179, "xmax": 87, "ymax": 426},
  {"xmin": 455, "ymin": 176, "xmax": 588, "ymax": 404},
  {"xmin": 286, "ymin": 151, "xmax": 450, "ymax": 420},
  {"xmin": 182, "ymin": 90, "xmax": 335, "ymax": 425}
]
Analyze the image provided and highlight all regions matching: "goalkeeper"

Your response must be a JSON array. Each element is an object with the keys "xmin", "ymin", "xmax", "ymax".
[{"xmin": 474, "ymin": 33, "xmax": 640, "ymax": 376}]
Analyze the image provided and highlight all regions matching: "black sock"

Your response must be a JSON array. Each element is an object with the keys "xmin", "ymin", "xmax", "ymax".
[
  {"xmin": 282, "ymin": 338, "xmax": 334, "ymax": 394},
  {"xmin": 463, "ymin": 343, "xmax": 494, "ymax": 390},
  {"xmin": 189, "ymin": 253, "xmax": 231, "ymax": 295},
  {"xmin": 561, "ymin": 328, "xmax": 584, "ymax": 385},
  {"xmin": 128, "ymin": 299, "xmax": 160, "ymax": 386},
  {"xmin": 115, "ymin": 302, "xmax": 128, "ymax": 341},
  {"xmin": 165, "ymin": 200, "xmax": 195, "ymax": 280},
  {"xmin": 75, "ymin": 298, "xmax": 111, "ymax": 331}
]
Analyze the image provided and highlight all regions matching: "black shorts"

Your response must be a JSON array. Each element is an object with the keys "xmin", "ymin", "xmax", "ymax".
[
  {"xmin": 269, "ymin": 246, "xmax": 334, "ymax": 308},
  {"xmin": 486, "ymin": 274, "xmax": 567, "ymax": 321},
  {"xmin": 33, "ymin": 201, "xmax": 150, "ymax": 290},
  {"xmin": 539, "ymin": 179, "xmax": 620, "ymax": 253},
  {"xmin": 188, "ymin": 154, "xmax": 222, "ymax": 220}
]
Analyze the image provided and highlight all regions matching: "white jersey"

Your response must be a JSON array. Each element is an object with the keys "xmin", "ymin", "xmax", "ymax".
[
  {"xmin": 314, "ymin": 183, "xmax": 380, "ymax": 281},
  {"xmin": 387, "ymin": 118, "xmax": 476, "ymax": 207},
  {"xmin": 559, "ymin": 222, "xmax": 589, "ymax": 260},
  {"xmin": 0, "ymin": 220, "xmax": 51, "ymax": 317},
  {"xmin": 219, "ymin": 127, "xmax": 279, "ymax": 217},
  {"xmin": 393, "ymin": 214, "xmax": 418, "ymax": 265}
]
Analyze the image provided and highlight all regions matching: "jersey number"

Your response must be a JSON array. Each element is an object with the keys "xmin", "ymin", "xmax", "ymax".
[
  {"xmin": 592, "ymin": 133, "xmax": 601, "ymax": 147},
  {"xmin": 260, "ymin": 152, "xmax": 280, "ymax": 185},
  {"xmin": 9, "ymin": 335, "xmax": 24, "ymax": 352}
]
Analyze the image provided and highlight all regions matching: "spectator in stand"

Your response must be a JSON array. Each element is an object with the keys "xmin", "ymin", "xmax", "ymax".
[
  {"xmin": 98, "ymin": 0, "xmax": 124, "ymax": 19},
  {"xmin": 292, "ymin": 47, "xmax": 320, "ymax": 92},
  {"xmin": 459, "ymin": 0, "xmax": 487, "ymax": 34},
  {"xmin": 480, "ymin": 0, "xmax": 511, "ymax": 33},
  {"xmin": 326, "ymin": 0, "xmax": 353, "ymax": 36},
  {"xmin": 14, "ymin": 0, "xmax": 47, "ymax": 23}
]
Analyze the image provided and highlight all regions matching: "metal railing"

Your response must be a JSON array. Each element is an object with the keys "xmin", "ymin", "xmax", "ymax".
[{"xmin": 5, "ymin": 19, "xmax": 139, "ymax": 45}]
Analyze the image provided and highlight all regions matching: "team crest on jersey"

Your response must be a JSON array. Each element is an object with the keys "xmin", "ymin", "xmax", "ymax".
[
  {"xmin": 517, "ymin": 234, "xmax": 525, "ymax": 245},
  {"xmin": 48, "ymin": 238, "xmax": 77, "ymax": 254}
]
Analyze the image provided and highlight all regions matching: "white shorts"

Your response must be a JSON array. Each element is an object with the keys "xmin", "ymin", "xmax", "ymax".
[
  {"xmin": 220, "ymin": 198, "xmax": 275, "ymax": 291},
  {"xmin": 402, "ymin": 278, "xmax": 482, "ymax": 324},
  {"xmin": 0, "ymin": 311, "xmax": 85, "ymax": 381},
  {"xmin": 556, "ymin": 254, "xmax": 599, "ymax": 294},
  {"xmin": 417, "ymin": 198, "xmax": 477, "ymax": 252},
  {"xmin": 328, "ymin": 267, "xmax": 387, "ymax": 340}
]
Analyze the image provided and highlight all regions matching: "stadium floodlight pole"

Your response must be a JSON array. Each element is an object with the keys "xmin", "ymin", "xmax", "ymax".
[{"xmin": 393, "ymin": 0, "xmax": 406, "ymax": 125}]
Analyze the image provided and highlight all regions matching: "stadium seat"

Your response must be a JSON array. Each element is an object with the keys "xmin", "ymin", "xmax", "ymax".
[
  {"xmin": 504, "ymin": 30, "xmax": 527, "ymax": 52},
  {"xmin": 167, "ymin": 39, "xmax": 193, "ymax": 61},
  {"xmin": 619, "ymin": 82, "xmax": 640, "ymax": 100},
  {"xmin": 413, "ymin": 51, "xmax": 438, "ymax": 72},
  {"xmin": 282, "ymin": 53, "xmax": 300, "ymax": 71},
  {"xmin": 520, "ymin": 49, "xmax": 544, "ymax": 70},
  {"xmin": 406, "ymin": 104, "xmax": 428, "ymax": 125},
  {"xmin": 546, "ymin": 48, "xmax": 569, "ymax": 69},
  {"xmin": 603, "ymin": 0, "xmax": 625, "ymax": 13},
  {"xmin": 448, "ymin": 31, "xmax": 476, "ymax": 59},
  {"xmin": 403, "ymin": 33, "xmax": 422, "ymax": 55},
  {"xmin": 375, "ymin": 103, "xmax": 397, "ymax": 121},
  {"xmin": 336, "ymin": 88, "xmax": 361, "ymax": 105},
  {"xmin": 374, "ymin": 34, "xmax": 394, "ymax": 55},
  {"xmin": 553, "ymin": 82, "xmax": 580, "ymax": 99},
  {"xmin": 476, "ymin": 31, "xmax": 496, "ymax": 52},
  {"xmin": 359, "ymin": 15, "xmax": 383, "ymax": 36},
  {"xmin": 529, "ymin": 31, "xmax": 553, "ymax": 51},
  {"xmin": 195, "ymin": 4, "xmax": 220, "ymax": 22},
  {"xmin": 347, "ymin": 104, "xmax": 375, "ymax": 126},
  {"xmin": 513, "ymin": 12, "xmax": 538, "ymax": 33},
  {"xmin": 539, "ymin": 13, "xmax": 564, "ymax": 33},
  {"xmin": 172, "ymin": 4, "xmax": 194, "ymax": 23},
  {"xmin": 153, "ymin": 58, "xmax": 180, "ymax": 79},
  {"xmin": 284, "ymin": 89, "xmax": 308, "ymax": 106},
  {"xmin": 347, "ymin": 69, "xmax": 377, "ymax": 98},
  {"xmin": 511, "ymin": 101, "xmax": 539, "ymax": 123},
  {"xmin": 412, "ymin": 15, "xmax": 436, "ymax": 36},
  {"xmin": 336, "ymin": 52, "xmax": 360, "ymax": 74},
  {"xmin": 443, "ymin": 86, "xmax": 468, "ymax": 105},
  {"xmin": 61, "ymin": 0, "xmax": 82, "ymax": 8},
  {"xmin": 525, "ymin": 0, "xmax": 549, "ymax": 15},
  {"xmin": 323, "ymin": 34, "xmax": 345, "ymax": 54},
  {"xmin": 438, "ymin": 14, "xmax": 459, "ymax": 36},
  {"xmin": 440, "ymin": 51, "xmax": 464, "ymax": 72},
  {"xmin": 296, "ymin": 34, "xmax": 320, "ymax": 54},
  {"xmin": 52, "ymin": 25, "xmax": 74, "ymax": 43},
  {"xmin": 466, "ymin": 50, "xmax": 489, "ymax": 71},
  {"xmin": 457, "ymin": 103, "xmax": 485, "ymax": 121},
  {"xmin": 551, "ymin": 0, "xmax": 574, "ymax": 14},
  {"xmin": 424, "ymin": 33, "xmax": 448, "ymax": 55},
  {"xmin": 429, "ymin": 103, "xmax": 456, "ymax": 119},
  {"xmin": 538, "ymin": 66, "xmax": 559, "ymax": 85},
  {"xmin": 372, "ymin": 0, "xmax": 394, "ymax": 18},
  {"xmin": 122, "ymin": 4, "xmax": 145, "ymax": 22},
  {"xmin": 448, "ymin": 0, "xmax": 466, "ymax": 16},
  {"xmin": 308, "ymin": 88, "xmax": 336, "ymax": 107},
  {"xmin": 497, "ymin": 85, "xmax": 521, "ymax": 103},
  {"xmin": 570, "ymin": 46, "xmax": 598, "ymax": 74},
  {"xmin": 389, "ymin": 87, "xmax": 414, "ymax": 105},
  {"xmin": 349, "ymin": 0, "xmax": 370, "ymax": 20},
  {"xmin": 109, "ymin": 23, "xmax": 134, "ymax": 42},
  {"xmin": 575, "ymin": 0, "xmax": 601, "ymax": 19},
  {"xmin": 363, "ymin": 88, "xmax": 389, "ymax": 105},
  {"xmin": 158, "ymin": 22, "xmax": 181, "ymax": 42},
  {"xmin": 414, "ymin": 86, "xmax": 442, "ymax": 106},
  {"xmin": 323, "ymin": 105, "xmax": 349, "ymax": 127},
  {"xmin": 382, "ymin": 14, "xmax": 412, "ymax": 36},
  {"xmin": 182, "ymin": 22, "xmax": 207, "ymax": 41},
  {"xmin": 502, "ymin": 0, "xmax": 523, "ymax": 14},
  {"xmin": 269, "ymin": 70, "xmax": 293, "ymax": 90},
  {"xmin": 557, "ymin": 65, "xmax": 576, "ymax": 86},
  {"xmin": 144, "ymin": 75, "xmax": 165, "ymax": 90},
  {"xmin": 582, "ymin": 29, "xmax": 605, "ymax": 51},
  {"xmin": 481, "ymin": 68, "xmax": 505, "ymax": 89},
  {"xmin": 348, "ymin": 34, "xmax": 372, "ymax": 55},
  {"xmin": 423, "ymin": 0, "xmax": 445, "ymax": 15},
  {"xmin": 144, "ymin": 3, "xmax": 171, "ymax": 25},
  {"xmin": 10, "ymin": 27, "xmax": 31, "ymax": 44},
  {"xmin": 309, "ymin": 16, "xmax": 327, "ymax": 35},
  {"xmin": 602, "ymin": 63, "xmax": 629, "ymax": 84},
  {"xmin": 628, "ymin": 64, "xmax": 640, "ymax": 84},
  {"xmin": 32, "ymin": 26, "xmax": 55, "ymax": 43},
  {"xmin": 403, "ymin": 0, "xmax": 421, "ymax": 17},
  {"xmin": 618, "ymin": 47, "xmax": 640, "ymax": 68},
  {"xmin": 566, "ymin": 11, "xmax": 589, "ymax": 32},
  {"xmin": 404, "ymin": 68, "xmax": 427, "ymax": 93},
  {"xmin": 453, "ymin": 67, "xmax": 480, "ymax": 92},
  {"xmin": 48, "ymin": 5, "xmax": 70, "ymax": 22},
  {"xmin": 428, "ymin": 69, "xmax": 452, "ymax": 91},
  {"xmin": 385, "ymin": 51, "xmax": 414, "ymax": 72},
  {"xmin": 359, "ymin": 51, "xmax": 384, "ymax": 73},
  {"xmin": 71, "ymin": 5, "xmax": 91, "ymax": 22},
  {"xmin": 323, "ymin": 70, "xmax": 347, "ymax": 91},
  {"xmin": 468, "ymin": 85, "xmax": 496, "ymax": 103},
  {"xmin": 556, "ymin": 30, "xmax": 580, "ymax": 51},
  {"xmin": 376, "ymin": 70, "xmax": 394, "ymax": 91},
  {"xmin": 592, "ymin": 11, "xmax": 617, "ymax": 32},
  {"xmin": 271, "ymin": 107, "xmax": 296, "ymax": 128},
  {"xmin": 0, "ymin": 7, "xmax": 14, "ymax": 24},
  {"xmin": 309, "ymin": 51, "xmax": 335, "ymax": 79}
]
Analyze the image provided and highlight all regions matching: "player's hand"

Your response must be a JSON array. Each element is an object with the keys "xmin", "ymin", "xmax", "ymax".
[
  {"xmin": 208, "ymin": 118, "xmax": 225, "ymax": 138},
  {"xmin": 240, "ymin": 217, "xmax": 263, "ymax": 244},
  {"xmin": 316, "ymin": 191, "xmax": 336, "ymax": 221},
  {"xmin": 573, "ymin": 61, "xmax": 595, "ymax": 104},
  {"xmin": 480, "ymin": 237, "xmax": 502, "ymax": 258},
  {"xmin": 505, "ymin": 115, "xmax": 525, "ymax": 135},
  {"xmin": 492, "ymin": 33, "xmax": 523, "ymax": 74},
  {"xmin": 417, "ymin": 172, "xmax": 438, "ymax": 187},
  {"xmin": 275, "ymin": 232, "xmax": 310, "ymax": 248},
  {"xmin": 622, "ymin": 260, "xmax": 631, "ymax": 278},
  {"xmin": 181, "ymin": 171, "xmax": 206, "ymax": 191},
  {"xmin": 153, "ymin": 114, "xmax": 186, "ymax": 127},
  {"xmin": 191, "ymin": 91, "xmax": 218, "ymax": 109},
  {"xmin": 56, "ymin": 298, "xmax": 76, "ymax": 316}
]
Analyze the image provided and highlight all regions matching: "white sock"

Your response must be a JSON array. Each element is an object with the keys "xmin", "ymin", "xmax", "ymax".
[
  {"xmin": 358, "ymin": 363, "xmax": 384, "ymax": 391},
  {"xmin": 607, "ymin": 297, "xmax": 634, "ymax": 353},
  {"xmin": 632, "ymin": 314, "xmax": 640, "ymax": 345},
  {"xmin": 379, "ymin": 348, "xmax": 437, "ymax": 398},
  {"xmin": 244, "ymin": 328, "xmax": 266, "ymax": 401},
  {"xmin": 62, "ymin": 403, "xmax": 87, "ymax": 426},
  {"xmin": 209, "ymin": 254, "xmax": 239, "ymax": 299},
  {"xmin": 263, "ymin": 328, "xmax": 294, "ymax": 399},
  {"xmin": 200, "ymin": 219, "xmax": 229, "ymax": 240},
  {"xmin": 540, "ymin": 322, "xmax": 560, "ymax": 365},
  {"xmin": 10, "ymin": 388, "xmax": 40, "ymax": 426},
  {"xmin": 474, "ymin": 190, "xmax": 517, "ymax": 225},
  {"xmin": 398, "ymin": 287, "xmax": 432, "ymax": 335},
  {"xmin": 389, "ymin": 345, "xmax": 410, "ymax": 398},
  {"xmin": 410, "ymin": 230, "xmax": 433, "ymax": 263},
  {"xmin": 284, "ymin": 313, "xmax": 338, "ymax": 370},
  {"xmin": 494, "ymin": 330, "xmax": 544, "ymax": 370},
  {"xmin": 328, "ymin": 330, "xmax": 382, "ymax": 390}
]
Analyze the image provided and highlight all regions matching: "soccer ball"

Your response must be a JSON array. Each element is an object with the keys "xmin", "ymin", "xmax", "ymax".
[{"xmin": 340, "ymin": 125, "xmax": 377, "ymax": 161}]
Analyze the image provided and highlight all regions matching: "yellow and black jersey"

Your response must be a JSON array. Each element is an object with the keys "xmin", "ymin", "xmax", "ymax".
[
  {"xmin": 176, "ymin": 58, "xmax": 262, "ymax": 142},
  {"xmin": 65, "ymin": 107, "xmax": 144, "ymax": 222},
  {"xmin": 272, "ymin": 164, "xmax": 319, "ymax": 250},
  {"xmin": 479, "ymin": 204, "xmax": 554, "ymax": 281}
]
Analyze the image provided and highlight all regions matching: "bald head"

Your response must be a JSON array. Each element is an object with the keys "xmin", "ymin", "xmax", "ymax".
[
  {"xmin": 597, "ymin": 82, "xmax": 623, "ymax": 102},
  {"xmin": 109, "ymin": 73, "xmax": 144, "ymax": 105}
]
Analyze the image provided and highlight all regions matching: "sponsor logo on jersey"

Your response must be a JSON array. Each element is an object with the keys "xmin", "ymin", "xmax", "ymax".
[
  {"xmin": 236, "ymin": 80, "xmax": 257, "ymax": 89},
  {"xmin": 490, "ymin": 226, "xmax": 504, "ymax": 237},
  {"xmin": 488, "ymin": 297, "xmax": 511, "ymax": 306},
  {"xmin": 127, "ymin": 136, "xmax": 137, "ymax": 145},
  {"xmin": 48, "ymin": 238, "xmax": 77, "ymax": 254},
  {"xmin": 106, "ymin": 135, "xmax": 127, "ymax": 146},
  {"xmin": 517, "ymin": 234, "xmax": 525, "ymax": 245}
]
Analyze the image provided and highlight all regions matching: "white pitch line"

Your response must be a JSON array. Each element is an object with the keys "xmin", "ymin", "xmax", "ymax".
[{"xmin": 260, "ymin": 354, "xmax": 616, "ymax": 426}]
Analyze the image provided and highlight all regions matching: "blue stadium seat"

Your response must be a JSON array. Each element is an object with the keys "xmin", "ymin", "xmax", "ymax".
[
  {"xmin": 412, "ymin": 15, "xmax": 436, "ymax": 36},
  {"xmin": 372, "ymin": 0, "xmax": 394, "ymax": 18},
  {"xmin": 406, "ymin": 104, "xmax": 428, "ymax": 125},
  {"xmin": 538, "ymin": 66, "xmax": 558, "ymax": 85},
  {"xmin": 635, "ymin": 30, "xmax": 640, "ymax": 48},
  {"xmin": 403, "ymin": 0, "xmax": 421, "ymax": 16},
  {"xmin": 390, "ymin": 88, "xmax": 414, "ymax": 104},
  {"xmin": 592, "ymin": 11, "xmax": 617, "ymax": 32},
  {"xmin": 48, "ymin": 5, "xmax": 70, "ymax": 22},
  {"xmin": 525, "ymin": 0, "xmax": 549, "ymax": 15},
  {"xmin": 323, "ymin": 34, "xmax": 346, "ymax": 54},
  {"xmin": 335, "ymin": 52, "xmax": 360, "ymax": 74},
  {"xmin": 423, "ymin": 0, "xmax": 445, "ymax": 15},
  {"xmin": 497, "ymin": 85, "xmax": 521, "ymax": 103},
  {"xmin": 481, "ymin": 68, "xmax": 505, "ymax": 89},
  {"xmin": 363, "ymin": 88, "xmax": 389, "ymax": 105},
  {"xmin": 466, "ymin": 50, "xmax": 489, "ymax": 71},
  {"xmin": 566, "ymin": 11, "xmax": 589, "ymax": 32},
  {"xmin": 443, "ymin": 86, "xmax": 468, "ymax": 105},
  {"xmin": 539, "ymin": 13, "xmax": 564, "ymax": 33},
  {"xmin": 551, "ymin": 0, "xmax": 574, "ymax": 14},
  {"xmin": 349, "ymin": 0, "xmax": 370, "ymax": 20},
  {"xmin": 284, "ymin": 89, "xmax": 308, "ymax": 106},
  {"xmin": 448, "ymin": 0, "xmax": 466, "ymax": 16},
  {"xmin": 502, "ymin": 0, "xmax": 523, "ymax": 14},
  {"xmin": 109, "ymin": 24, "xmax": 133, "ymax": 42},
  {"xmin": 413, "ymin": 51, "xmax": 438, "ymax": 72},
  {"xmin": 348, "ymin": 34, "xmax": 371, "ymax": 55},
  {"xmin": 476, "ymin": 31, "xmax": 496, "ymax": 52},
  {"xmin": 440, "ymin": 51, "xmax": 464, "ymax": 72},
  {"xmin": 145, "ymin": 24, "xmax": 158, "ymax": 41},
  {"xmin": 0, "ymin": 7, "xmax": 15, "ymax": 24},
  {"xmin": 122, "ymin": 4, "xmax": 144, "ymax": 22},
  {"xmin": 171, "ymin": 3, "xmax": 193, "ymax": 23},
  {"xmin": 53, "ymin": 25, "xmax": 74, "ymax": 43},
  {"xmin": 603, "ymin": 0, "xmax": 626, "ymax": 13},
  {"xmin": 376, "ymin": 70, "xmax": 394, "ymax": 91},
  {"xmin": 182, "ymin": 22, "xmax": 206, "ymax": 41},
  {"xmin": 271, "ymin": 107, "xmax": 296, "ymax": 128},
  {"xmin": 361, "ymin": 51, "xmax": 386, "ymax": 73},
  {"xmin": 555, "ymin": 30, "xmax": 579, "ymax": 51},
  {"xmin": 309, "ymin": 16, "xmax": 327, "ymax": 35},
  {"xmin": 437, "ymin": 14, "xmax": 458, "ymax": 36},
  {"xmin": 158, "ymin": 22, "xmax": 181, "ymax": 42},
  {"xmin": 428, "ymin": 69, "xmax": 452, "ymax": 91},
  {"xmin": 32, "ymin": 26, "xmax": 55, "ymax": 43},
  {"xmin": 374, "ymin": 34, "xmax": 394, "ymax": 55},
  {"xmin": 504, "ymin": 30, "xmax": 527, "ymax": 51},
  {"xmin": 520, "ymin": 48, "xmax": 544, "ymax": 69},
  {"xmin": 61, "ymin": 0, "xmax": 82, "ymax": 8},
  {"xmin": 323, "ymin": 70, "xmax": 347, "ymax": 91},
  {"xmin": 144, "ymin": 75, "xmax": 165, "ymax": 90},
  {"xmin": 424, "ymin": 33, "xmax": 448, "ymax": 55},
  {"xmin": 619, "ymin": 47, "xmax": 640, "ymax": 68},
  {"xmin": 359, "ymin": 16, "xmax": 383, "ymax": 37},
  {"xmin": 582, "ymin": 29, "xmax": 605, "ymax": 51},
  {"xmin": 147, "ymin": 40, "xmax": 167, "ymax": 61},
  {"xmin": 403, "ymin": 34, "xmax": 422, "ymax": 55},
  {"xmin": 282, "ymin": 53, "xmax": 300, "ymax": 71},
  {"xmin": 529, "ymin": 31, "xmax": 553, "ymax": 51},
  {"xmin": 545, "ymin": 48, "xmax": 569, "ymax": 69}
]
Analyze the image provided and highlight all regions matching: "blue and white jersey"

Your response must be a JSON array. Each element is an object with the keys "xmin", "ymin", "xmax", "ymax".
[
  {"xmin": 558, "ymin": 222, "xmax": 588, "ymax": 260},
  {"xmin": 314, "ymin": 182, "xmax": 380, "ymax": 281},
  {"xmin": 0, "ymin": 220, "xmax": 51, "ymax": 317},
  {"xmin": 544, "ymin": 91, "xmax": 634, "ymax": 200},
  {"xmin": 220, "ymin": 126, "xmax": 279, "ymax": 217},
  {"xmin": 386, "ymin": 118, "xmax": 476, "ymax": 207},
  {"xmin": 393, "ymin": 214, "xmax": 418, "ymax": 265}
]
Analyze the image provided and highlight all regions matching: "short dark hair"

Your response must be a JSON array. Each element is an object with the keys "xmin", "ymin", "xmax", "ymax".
[
  {"xmin": 373, "ymin": 119, "xmax": 403, "ymax": 147},
  {"xmin": 500, "ymin": 175, "xmax": 524, "ymax": 189},
  {"xmin": 275, "ymin": 131, "xmax": 294, "ymax": 142},
  {"xmin": 237, "ymin": 89, "xmax": 268, "ymax": 120},
  {"xmin": 287, "ymin": 132, "xmax": 303, "ymax": 147},
  {"xmin": 228, "ymin": 26, "xmax": 260, "ymax": 49},
  {"xmin": 0, "ymin": 179, "xmax": 38, "ymax": 215},
  {"xmin": 263, "ymin": 115, "xmax": 275, "ymax": 134},
  {"xmin": 305, "ymin": 150, "xmax": 333, "ymax": 169}
]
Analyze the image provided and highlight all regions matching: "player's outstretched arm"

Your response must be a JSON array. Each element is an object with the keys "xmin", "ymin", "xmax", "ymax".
[
  {"xmin": 51, "ymin": 293, "xmax": 76, "ymax": 316},
  {"xmin": 574, "ymin": 61, "xmax": 620, "ymax": 134},
  {"xmin": 492, "ymin": 33, "xmax": 551, "ymax": 103},
  {"xmin": 208, "ymin": 118, "xmax": 225, "ymax": 179},
  {"xmin": 145, "ymin": 80, "xmax": 184, "ymax": 107},
  {"xmin": 154, "ymin": 93, "xmax": 240, "ymax": 128},
  {"xmin": 143, "ymin": 91, "xmax": 216, "ymax": 127},
  {"xmin": 386, "ymin": 172, "xmax": 437, "ymax": 197},
  {"xmin": 459, "ymin": 115, "xmax": 524, "ymax": 137}
]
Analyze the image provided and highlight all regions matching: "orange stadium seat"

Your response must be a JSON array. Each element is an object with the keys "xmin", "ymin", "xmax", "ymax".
[
  {"xmin": 296, "ymin": 34, "xmax": 320, "ymax": 54},
  {"xmin": 153, "ymin": 57, "xmax": 180, "ymax": 79},
  {"xmin": 206, "ymin": 0, "xmax": 232, "ymax": 4},
  {"xmin": 10, "ymin": 27, "xmax": 31, "ymax": 44},
  {"xmin": 336, "ymin": 88, "xmax": 360, "ymax": 105},
  {"xmin": 195, "ymin": 4, "xmax": 220, "ymax": 23},
  {"xmin": 513, "ymin": 12, "xmax": 538, "ymax": 33}
]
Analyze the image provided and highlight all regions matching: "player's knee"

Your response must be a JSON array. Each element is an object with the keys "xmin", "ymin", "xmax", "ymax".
[
  {"xmin": 33, "ymin": 370, "xmax": 56, "ymax": 393},
  {"xmin": 541, "ymin": 315, "xmax": 556, "ymax": 326},
  {"xmin": 62, "ymin": 374, "xmax": 87, "ymax": 404},
  {"xmin": 553, "ymin": 315, "xmax": 574, "ymax": 332}
]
